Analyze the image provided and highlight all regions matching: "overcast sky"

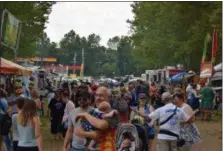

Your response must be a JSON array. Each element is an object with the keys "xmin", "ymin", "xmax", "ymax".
[{"xmin": 45, "ymin": 2, "xmax": 133, "ymax": 47}]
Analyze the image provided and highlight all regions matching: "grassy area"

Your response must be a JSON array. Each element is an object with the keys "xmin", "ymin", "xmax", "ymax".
[{"xmin": 40, "ymin": 100, "xmax": 64, "ymax": 151}]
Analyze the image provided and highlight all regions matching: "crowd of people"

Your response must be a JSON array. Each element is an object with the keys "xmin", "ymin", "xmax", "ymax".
[{"xmin": 0, "ymin": 77, "xmax": 218, "ymax": 151}]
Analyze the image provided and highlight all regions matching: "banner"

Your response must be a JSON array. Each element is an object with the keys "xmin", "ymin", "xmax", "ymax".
[
  {"xmin": 200, "ymin": 61, "xmax": 213, "ymax": 78},
  {"xmin": 79, "ymin": 64, "xmax": 83, "ymax": 79},
  {"xmin": 1, "ymin": 9, "xmax": 21, "ymax": 49},
  {"xmin": 201, "ymin": 33, "xmax": 212, "ymax": 63},
  {"xmin": 17, "ymin": 57, "xmax": 57, "ymax": 62},
  {"xmin": 212, "ymin": 25, "xmax": 218, "ymax": 63}
]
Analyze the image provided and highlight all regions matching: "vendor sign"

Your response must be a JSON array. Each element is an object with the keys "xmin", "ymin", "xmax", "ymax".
[{"xmin": 200, "ymin": 61, "xmax": 213, "ymax": 78}]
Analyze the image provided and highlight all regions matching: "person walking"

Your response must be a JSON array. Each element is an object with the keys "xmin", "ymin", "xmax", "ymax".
[
  {"xmin": 200, "ymin": 83, "xmax": 215, "ymax": 121},
  {"xmin": 48, "ymin": 89, "xmax": 65, "ymax": 140},
  {"xmin": 130, "ymin": 93, "xmax": 155, "ymax": 151},
  {"xmin": 174, "ymin": 92, "xmax": 202, "ymax": 151},
  {"xmin": 74, "ymin": 86, "xmax": 120, "ymax": 151},
  {"xmin": 131, "ymin": 92, "xmax": 192, "ymax": 151},
  {"xmin": 11, "ymin": 97, "xmax": 25, "ymax": 151},
  {"xmin": 17, "ymin": 99, "xmax": 43, "ymax": 151},
  {"xmin": 62, "ymin": 89, "xmax": 75, "ymax": 137},
  {"xmin": 63, "ymin": 91, "xmax": 94, "ymax": 151}
]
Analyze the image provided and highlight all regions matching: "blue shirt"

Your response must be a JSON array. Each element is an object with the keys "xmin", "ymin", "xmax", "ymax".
[
  {"xmin": 130, "ymin": 90, "xmax": 138, "ymax": 107},
  {"xmin": 0, "ymin": 98, "xmax": 8, "ymax": 112},
  {"xmin": 22, "ymin": 86, "xmax": 31, "ymax": 99}
]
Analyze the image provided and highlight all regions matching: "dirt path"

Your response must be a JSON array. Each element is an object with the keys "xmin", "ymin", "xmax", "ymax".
[
  {"xmin": 193, "ymin": 121, "xmax": 222, "ymax": 151},
  {"xmin": 42, "ymin": 119, "xmax": 222, "ymax": 151}
]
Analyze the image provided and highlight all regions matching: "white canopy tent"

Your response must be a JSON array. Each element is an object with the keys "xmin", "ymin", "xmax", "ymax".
[{"xmin": 212, "ymin": 63, "xmax": 222, "ymax": 81}]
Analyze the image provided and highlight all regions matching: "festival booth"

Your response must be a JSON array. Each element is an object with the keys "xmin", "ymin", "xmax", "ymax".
[
  {"xmin": 210, "ymin": 63, "xmax": 222, "ymax": 89},
  {"xmin": 0, "ymin": 57, "xmax": 32, "ymax": 95},
  {"xmin": 0, "ymin": 57, "xmax": 32, "ymax": 75},
  {"xmin": 212, "ymin": 63, "xmax": 222, "ymax": 81}
]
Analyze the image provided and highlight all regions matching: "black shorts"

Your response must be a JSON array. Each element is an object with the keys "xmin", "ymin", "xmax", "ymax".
[
  {"xmin": 148, "ymin": 135, "xmax": 155, "ymax": 140},
  {"xmin": 13, "ymin": 141, "xmax": 18, "ymax": 151},
  {"xmin": 17, "ymin": 146, "xmax": 39, "ymax": 151},
  {"xmin": 51, "ymin": 117, "xmax": 63, "ymax": 134}
]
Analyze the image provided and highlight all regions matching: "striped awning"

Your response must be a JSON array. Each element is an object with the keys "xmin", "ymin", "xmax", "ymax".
[{"xmin": 0, "ymin": 57, "xmax": 32, "ymax": 75}]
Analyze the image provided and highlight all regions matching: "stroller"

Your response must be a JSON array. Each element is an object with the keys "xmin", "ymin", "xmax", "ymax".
[
  {"xmin": 116, "ymin": 123, "xmax": 148, "ymax": 151},
  {"xmin": 131, "ymin": 120, "xmax": 148, "ymax": 151}
]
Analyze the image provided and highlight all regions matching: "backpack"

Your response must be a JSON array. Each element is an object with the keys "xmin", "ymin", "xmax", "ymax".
[{"xmin": 0, "ymin": 99, "xmax": 12, "ymax": 136}]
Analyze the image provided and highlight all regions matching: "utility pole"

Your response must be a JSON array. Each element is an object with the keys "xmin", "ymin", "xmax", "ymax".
[
  {"xmin": 73, "ymin": 52, "xmax": 77, "ymax": 74},
  {"xmin": 82, "ymin": 48, "xmax": 84, "ymax": 77}
]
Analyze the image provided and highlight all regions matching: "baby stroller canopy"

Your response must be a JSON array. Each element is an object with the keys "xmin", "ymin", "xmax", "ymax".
[{"xmin": 116, "ymin": 123, "xmax": 140, "ymax": 151}]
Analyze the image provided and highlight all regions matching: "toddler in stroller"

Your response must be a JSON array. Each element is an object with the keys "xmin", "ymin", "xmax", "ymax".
[
  {"xmin": 76, "ymin": 101, "xmax": 117, "ymax": 150},
  {"xmin": 116, "ymin": 123, "xmax": 148, "ymax": 151},
  {"xmin": 118, "ymin": 132, "xmax": 135, "ymax": 151}
]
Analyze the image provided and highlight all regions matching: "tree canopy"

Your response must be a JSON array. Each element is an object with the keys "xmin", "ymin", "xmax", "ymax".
[
  {"xmin": 1, "ymin": 2, "xmax": 222, "ymax": 77},
  {"xmin": 0, "ymin": 2, "xmax": 55, "ymax": 58},
  {"xmin": 128, "ymin": 2, "xmax": 222, "ymax": 72}
]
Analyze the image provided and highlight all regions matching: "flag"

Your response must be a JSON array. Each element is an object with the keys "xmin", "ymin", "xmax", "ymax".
[
  {"xmin": 212, "ymin": 25, "xmax": 218, "ymax": 63},
  {"xmin": 201, "ymin": 33, "xmax": 212, "ymax": 63},
  {"xmin": 80, "ymin": 64, "xmax": 83, "ymax": 79}
]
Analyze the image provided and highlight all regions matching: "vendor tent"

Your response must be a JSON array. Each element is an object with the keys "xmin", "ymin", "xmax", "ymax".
[
  {"xmin": 214, "ymin": 63, "xmax": 222, "ymax": 72},
  {"xmin": 212, "ymin": 63, "xmax": 222, "ymax": 81},
  {"xmin": 0, "ymin": 57, "xmax": 32, "ymax": 75}
]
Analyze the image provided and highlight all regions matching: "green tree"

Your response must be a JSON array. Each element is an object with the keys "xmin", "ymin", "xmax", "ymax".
[
  {"xmin": 0, "ymin": 2, "xmax": 55, "ymax": 58},
  {"xmin": 58, "ymin": 30, "xmax": 115, "ymax": 77},
  {"xmin": 128, "ymin": 2, "xmax": 222, "ymax": 72},
  {"xmin": 101, "ymin": 62, "xmax": 116, "ymax": 77}
]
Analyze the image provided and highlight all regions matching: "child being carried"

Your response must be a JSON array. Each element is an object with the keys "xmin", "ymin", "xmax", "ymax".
[{"xmin": 79, "ymin": 101, "xmax": 118, "ymax": 150}]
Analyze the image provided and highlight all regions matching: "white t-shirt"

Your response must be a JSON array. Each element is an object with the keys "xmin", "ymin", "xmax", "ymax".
[
  {"xmin": 47, "ymin": 92, "xmax": 55, "ymax": 104},
  {"xmin": 197, "ymin": 84, "xmax": 201, "ymax": 91},
  {"xmin": 63, "ymin": 100, "xmax": 75, "ymax": 124},
  {"xmin": 186, "ymin": 84, "xmax": 192, "ymax": 93},
  {"xmin": 149, "ymin": 103, "xmax": 189, "ymax": 140},
  {"xmin": 186, "ymin": 84, "xmax": 193, "ymax": 99}
]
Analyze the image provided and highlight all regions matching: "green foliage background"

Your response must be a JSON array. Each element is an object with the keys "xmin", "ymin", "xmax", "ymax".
[{"xmin": 0, "ymin": 2, "xmax": 222, "ymax": 77}]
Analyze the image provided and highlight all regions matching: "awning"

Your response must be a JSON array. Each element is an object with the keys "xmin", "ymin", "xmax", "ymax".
[
  {"xmin": 168, "ymin": 72, "xmax": 189, "ymax": 83},
  {"xmin": 0, "ymin": 57, "xmax": 32, "ymax": 75},
  {"xmin": 212, "ymin": 63, "xmax": 222, "ymax": 80},
  {"xmin": 214, "ymin": 63, "xmax": 222, "ymax": 72}
]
